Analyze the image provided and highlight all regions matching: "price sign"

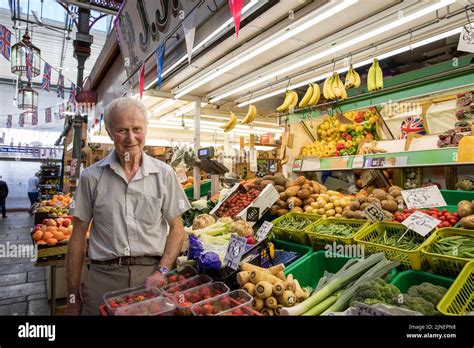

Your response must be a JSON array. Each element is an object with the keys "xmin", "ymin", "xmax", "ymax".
[
  {"xmin": 352, "ymin": 155, "xmax": 364, "ymax": 169},
  {"xmin": 353, "ymin": 302, "xmax": 391, "ymax": 316},
  {"xmin": 366, "ymin": 157, "xmax": 385, "ymax": 167},
  {"xmin": 363, "ymin": 203, "xmax": 387, "ymax": 222},
  {"xmin": 458, "ymin": 24, "xmax": 474, "ymax": 53},
  {"xmin": 224, "ymin": 234, "xmax": 247, "ymax": 270},
  {"xmin": 292, "ymin": 159, "xmax": 303, "ymax": 171},
  {"xmin": 255, "ymin": 221, "xmax": 273, "ymax": 242},
  {"xmin": 402, "ymin": 211, "xmax": 440, "ymax": 237},
  {"xmin": 301, "ymin": 157, "xmax": 320, "ymax": 171},
  {"xmin": 401, "ymin": 186, "xmax": 447, "ymax": 209}
]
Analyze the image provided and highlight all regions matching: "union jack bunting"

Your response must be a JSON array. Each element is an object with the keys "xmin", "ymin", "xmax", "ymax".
[
  {"xmin": 69, "ymin": 82, "xmax": 76, "ymax": 104},
  {"xmin": 6, "ymin": 115, "xmax": 12, "ymax": 128},
  {"xmin": 59, "ymin": 103, "xmax": 65, "ymax": 119},
  {"xmin": 32, "ymin": 111, "xmax": 38, "ymax": 126},
  {"xmin": 45, "ymin": 107, "xmax": 52, "ymax": 123},
  {"xmin": 0, "ymin": 24, "xmax": 11, "ymax": 61},
  {"xmin": 19, "ymin": 113, "xmax": 25, "ymax": 127},
  {"xmin": 57, "ymin": 74, "xmax": 64, "ymax": 99},
  {"xmin": 26, "ymin": 48, "xmax": 34, "ymax": 81},
  {"xmin": 400, "ymin": 116, "xmax": 426, "ymax": 139},
  {"xmin": 42, "ymin": 62, "xmax": 52, "ymax": 91}
]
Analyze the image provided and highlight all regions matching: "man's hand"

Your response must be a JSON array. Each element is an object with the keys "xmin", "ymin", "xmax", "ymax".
[
  {"xmin": 145, "ymin": 271, "xmax": 168, "ymax": 289},
  {"xmin": 65, "ymin": 293, "xmax": 83, "ymax": 315}
]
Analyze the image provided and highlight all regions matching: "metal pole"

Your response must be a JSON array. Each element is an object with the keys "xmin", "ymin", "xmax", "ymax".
[{"xmin": 193, "ymin": 98, "xmax": 201, "ymax": 200}]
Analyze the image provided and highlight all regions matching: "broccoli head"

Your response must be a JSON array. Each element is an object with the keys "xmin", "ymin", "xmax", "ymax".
[
  {"xmin": 351, "ymin": 278, "xmax": 401, "ymax": 306},
  {"xmin": 399, "ymin": 294, "xmax": 437, "ymax": 316},
  {"xmin": 407, "ymin": 282, "xmax": 448, "ymax": 307}
]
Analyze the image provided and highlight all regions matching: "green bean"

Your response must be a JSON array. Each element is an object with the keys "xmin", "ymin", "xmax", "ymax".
[{"xmin": 429, "ymin": 235, "xmax": 474, "ymax": 258}]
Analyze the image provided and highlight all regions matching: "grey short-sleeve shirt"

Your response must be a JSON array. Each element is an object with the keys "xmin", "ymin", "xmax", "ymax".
[{"xmin": 72, "ymin": 150, "xmax": 191, "ymax": 261}]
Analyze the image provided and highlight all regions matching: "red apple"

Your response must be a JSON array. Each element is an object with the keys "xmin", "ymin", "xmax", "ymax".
[{"xmin": 62, "ymin": 218, "xmax": 71, "ymax": 227}]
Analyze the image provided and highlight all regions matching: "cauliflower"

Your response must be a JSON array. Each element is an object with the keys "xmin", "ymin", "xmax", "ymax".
[
  {"xmin": 400, "ymin": 294, "xmax": 437, "ymax": 316},
  {"xmin": 407, "ymin": 282, "xmax": 448, "ymax": 307},
  {"xmin": 192, "ymin": 214, "xmax": 216, "ymax": 230},
  {"xmin": 230, "ymin": 220, "xmax": 254, "ymax": 237},
  {"xmin": 350, "ymin": 278, "xmax": 401, "ymax": 306}
]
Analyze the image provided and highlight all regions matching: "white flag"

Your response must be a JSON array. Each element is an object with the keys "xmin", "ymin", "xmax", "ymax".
[{"xmin": 182, "ymin": 7, "xmax": 198, "ymax": 64}]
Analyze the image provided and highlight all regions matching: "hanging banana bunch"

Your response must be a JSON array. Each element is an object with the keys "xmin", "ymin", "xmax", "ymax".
[
  {"xmin": 219, "ymin": 111, "xmax": 237, "ymax": 132},
  {"xmin": 323, "ymin": 72, "xmax": 348, "ymax": 101},
  {"xmin": 276, "ymin": 90, "xmax": 298, "ymax": 113},
  {"xmin": 241, "ymin": 104, "xmax": 257, "ymax": 124},
  {"xmin": 298, "ymin": 83, "xmax": 321, "ymax": 108},
  {"xmin": 344, "ymin": 64, "xmax": 361, "ymax": 89},
  {"xmin": 367, "ymin": 59, "xmax": 383, "ymax": 92}
]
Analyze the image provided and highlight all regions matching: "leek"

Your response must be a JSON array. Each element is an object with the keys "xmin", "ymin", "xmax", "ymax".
[
  {"xmin": 192, "ymin": 221, "xmax": 230, "ymax": 236},
  {"xmin": 302, "ymin": 293, "xmax": 340, "ymax": 316},
  {"xmin": 280, "ymin": 253, "xmax": 385, "ymax": 316}
]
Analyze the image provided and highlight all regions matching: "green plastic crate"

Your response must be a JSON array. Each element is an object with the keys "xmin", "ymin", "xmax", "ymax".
[
  {"xmin": 271, "ymin": 213, "xmax": 322, "ymax": 246},
  {"xmin": 305, "ymin": 218, "xmax": 370, "ymax": 250},
  {"xmin": 440, "ymin": 190, "xmax": 474, "ymax": 212},
  {"xmin": 272, "ymin": 239, "xmax": 313, "ymax": 259},
  {"xmin": 389, "ymin": 270, "xmax": 454, "ymax": 293},
  {"xmin": 184, "ymin": 180, "xmax": 211, "ymax": 199}
]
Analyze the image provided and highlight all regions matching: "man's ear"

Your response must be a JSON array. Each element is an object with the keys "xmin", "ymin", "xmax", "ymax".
[{"xmin": 105, "ymin": 127, "xmax": 112, "ymax": 139}]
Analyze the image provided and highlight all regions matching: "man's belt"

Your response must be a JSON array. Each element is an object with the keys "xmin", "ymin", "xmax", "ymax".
[{"xmin": 91, "ymin": 256, "xmax": 161, "ymax": 266}]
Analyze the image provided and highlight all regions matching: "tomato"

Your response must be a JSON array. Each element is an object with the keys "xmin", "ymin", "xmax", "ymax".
[
  {"xmin": 438, "ymin": 216, "xmax": 446, "ymax": 221},
  {"xmin": 449, "ymin": 218, "xmax": 457, "ymax": 225},
  {"xmin": 441, "ymin": 209, "xmax": 447, "ymax": 214},
  {"xmin": 452, "ymin": 212, "xmax": 459, "ymax": 218},
  {"xmin": 440, "ymin": 221, "xmax": 450, "ymax": 228}
]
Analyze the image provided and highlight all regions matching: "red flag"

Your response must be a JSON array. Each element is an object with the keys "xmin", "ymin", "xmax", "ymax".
[
  {"xmin": 6, "ymin": 114, "xmax": 12, "ymax": 128},
  {"xmin": 45, "ymin": 107, "xmax": 52, "ymax": 123},
  {"xmin": 228, "ymin": 0, "xmax": 243, "ymax": 39},
  {"xmin": 19, "ymin": 113, "xmax": 25, "ymax": 127},
  {"xmin": 32, "ymin": 111, "xmax": 38, "ymax": 126},
  {"xmin": 139, "ymin": 63, "xmax": 145, "ymax": 100}
]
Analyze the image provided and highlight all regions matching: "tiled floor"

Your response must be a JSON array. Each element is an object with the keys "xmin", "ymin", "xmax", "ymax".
[{"xmin": 0, "ymin": 212, "xmax": 49, "ymax": 315}]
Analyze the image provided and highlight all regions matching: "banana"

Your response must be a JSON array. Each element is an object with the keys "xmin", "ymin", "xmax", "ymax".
[
  {"xmin": 324, "ymin": 75, "xmax": 335, "ymax": 100},
  {"xmin": 340, "ymin": 84, "xmax": 348, "ymax": 100},
  {"xmin": 276, "ymin": 91, "xmax": 294, "ymax": 112},
  {"xmin": 307, "ymin": 83, "xmax": 320, "ymax": 106},
  {"xmin": 241, "ymin": 104, "xmax": 257, "ymax": 124},
  {"xmin": 298, "ymin": 84, "xmax": 313, "ymax": 108},
  {"xmin": 344, "ymin": 66, "xmax": 355, "ymax": 89},
  {"xmin": 220, "ymin": 111, "xmax": 237, "ymax": 131},
  {"xmin": 289, "ymin": 91, "xmax": 298, "ymax": 109},
  {"xmin": 374, "ymin": 59, "xmax": 383, "ymax": 90},
  {"xmin": 332, "ymin": 73, "xmax": 344, "ymax": 99},
  {"xmin": 367, "ymin": 60, "xmax": 376, "ymax": 92},
  {"xmin": 353, "ymin": 67, "xmax": 361, "ymax": 88}
]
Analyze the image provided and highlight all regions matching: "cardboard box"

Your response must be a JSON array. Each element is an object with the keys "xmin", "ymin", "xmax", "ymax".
[{"xmin": 210, "ymin": 184, "xmax": 279, "ymax": 226}]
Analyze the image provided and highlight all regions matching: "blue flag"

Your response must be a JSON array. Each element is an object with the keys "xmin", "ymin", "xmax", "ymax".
[{"xmin": 156, "ymin": 42, "xmax": 166, "ymax": 90}]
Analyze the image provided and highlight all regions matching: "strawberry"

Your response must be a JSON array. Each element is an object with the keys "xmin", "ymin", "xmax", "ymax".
[
  {"xmin": 168, "ymin": 275, "xmax": 178, "ymax": 283},
  {"xmin": 220, "ymin": 297, "xmax": 231, "ymax": 308},
  {"xmin": 232, "ymin": 308, "xmax": 243, "ymax": 316},
  {"xmin": 203, "ymin": 304, "xmax": 214, "ymax": 315}
]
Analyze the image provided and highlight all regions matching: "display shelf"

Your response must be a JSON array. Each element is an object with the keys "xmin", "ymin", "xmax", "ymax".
[{"xmin": 293, "ymin": 147, "xmax": 473, "ymax": 172}]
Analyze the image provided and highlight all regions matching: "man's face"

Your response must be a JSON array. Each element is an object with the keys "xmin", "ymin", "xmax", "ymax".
[{"xmin": 107, "ymin": 106, "xmax": 147, "ymax": 159}]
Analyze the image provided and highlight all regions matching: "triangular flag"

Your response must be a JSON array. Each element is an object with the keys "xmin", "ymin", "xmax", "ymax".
[
  {"xmin": 228, "ymin": 0, "xmax": 243, "ymax": 39},
  {"xmin": 45, "ymin": 107, "xmax": 52, "ymax": 123},
  {"xmin": 42, "ymin": 62, "xmax": 51, "ymax": 92},
  {"xmin": 19, "ymin": 113, "xmax": 25, "ymax": 127},
  {"xmin": 57, "ymin": 74, "xmax": 64, "ymax": 99},
  {"xmin": 155, "ymin": 42, "xmax": 166, "ymax": 90},
  {"xmin": 139, "ymin": 63, "xmax": 145, "ymax": 100},
  {"xmin": 32, "ymin": 111, "xmax": 38, "ymax": 126},
  {"xmin": 6, "ymin": 114, "xmax": 12, "ymax": 128},
  {"xmin": 182, "ymin": 8, "xmax": 198, "ymax": 64}
]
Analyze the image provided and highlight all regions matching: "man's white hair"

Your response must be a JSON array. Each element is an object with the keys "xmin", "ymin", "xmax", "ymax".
[{"xmin": 103, "ymin": 97, "xmax": 149, "ymax": 129}]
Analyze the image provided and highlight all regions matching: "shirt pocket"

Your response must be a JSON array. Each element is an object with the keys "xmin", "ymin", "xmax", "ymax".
[{"xmin": 134, "ymin": 195, "xmax": 162, "ymax": 226}]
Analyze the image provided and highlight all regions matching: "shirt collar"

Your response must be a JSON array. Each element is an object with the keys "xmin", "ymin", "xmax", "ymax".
[{"xmin": 98, "ymin": 149, "xmax": 161, "ymax": 176}]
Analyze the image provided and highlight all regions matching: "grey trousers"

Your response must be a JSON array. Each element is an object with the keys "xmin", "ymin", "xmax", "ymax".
[{"xmin": 81, "ymin": 262, "xmax": 158, "ymax": 316}]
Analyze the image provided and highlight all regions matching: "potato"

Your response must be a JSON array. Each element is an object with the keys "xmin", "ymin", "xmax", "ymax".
[
  {"xmin": 366, "ymin": 186, "xmax": 377, "ymax": 194},
  {"xmin": 458, "ymin": 200, "xmax": 473, "ymax": 218},
  {"xmin": 317, "ymin": 198, "xmax": 327, "ymax": 206},
  {"xmin": 304, "ymin": 206, "xmax": 314, "ymax": 213},
  {"xmin": 285, "ymin": 186, "xmax": 301, "ymax": 197},
  {"xmin": 285, "ymin": 180, "xmax": 292, "ymax": 188},
  {"xmin": 381, "ymin": 200, "xmax": 398, "ymax": 212},
  {"xmin": 353, "ymin": 211, "xmax": 366, "ymax": 219},
  {"xmin": 349, "ymin": 201, "xmax": 360, "ymax": 211},
  {"xmin": 273, "ymin": 173, "xmax": 287, "ymax": 186},
  {"xmin": 290, "ymin": 207, "xmax": 304, "ymax": 214},
  {"xmin": 326, "ymin": 209, "xmax": 336, "ymax": 216},
  {"xmin": 335, "ymin": 207, "xmax": 343, "ymax": 214},
  {"xmin": 275, "ymin": 185, "xmax": 285, "ymax": 193},
  {"xmin": 311, "ymin": 184, "xmax": 321, "ymax": 194},
  {"xmin": 291, "ymin": 176, "xmax": 306, "ymax": 186},
  {"xmin": 382, "ymin": 210, "xmax": 394, "ymax": 220},
  {"xmin": 297, "ymin": 189, "xmax": 311, "ymax": 200},
  {"xmin": 276, "ymin": 200, "xmax": 288, "ymax": 209},
  {"xmin": 311, "ymin": 202, "xmax": 319, "ymax": 208},
  {"xmin": 343, "ymin": 210, "xmax": 354, "ymax": 219},
  {"xmin": 255, "ymin": 178, "xmax": 263, "ymax": 186},
  {"xmin": 333, "ymin": 199, "xmax": 341, "ymax": 207},
  {"xmin": 302, "ymin": 183, "xmax": 311, "ymax": 190},
  {"xmin": 373, "ymin": 192, "xmax": 387, "ymax": 201},
  {"xmin": 335, "ymin": 213, "xmax": 343, "ymax": 218},
  {"xmin": 388, "ymin": 188, "xmax": 402, "ymax": 197},
  {"xmin": 277, "ymin": 209, "xmax": 289, "ymax": 216},
  {"xmin": 280, "ymin": 192, "xmax": 288, "ymax": 201},
  {"xmin": 287, "ymin": 197, "xmax": 303, "ymax": 207},
  {"xmin": 310, "ymin": 194, "xmax": 319, "ymax": 200},
  {"xmin": 324, "ymin": 203, "xmax": 334, "ymax": 210},
  {"xmin": 360, "ymin": 203, "xmax": 371, "ymax": 211},
  {"xmin": 309, "ymin": 187, "xmax": 314, "ymax": 194},
  {"xmin": 340, "ymin": 199, "xmax": 348, "ymax": 208},
  {"xmin": 270, "ymin": 205, "xmax": 279, "ymax": 216},
  {"xmin": 317, "ymin": 208, "xmax": 325, "ymax": 215},
  {"xmin": 263, "ymin": 175, "xmax": 275, "ymax": 181},
  {"xmin": 367, "ymin": 197, "xmax": 381, "ymax": 205},
  {"xmin": 386, "ymin": 195, "xmax": 396, "ymax": 201},
  {"xmin": 261, "ymin": 180, "xmax": 274, "ymax": 187},
  {"xmin": 460, "ymin": 215, "xmax": 474, "ymax": 229},
  {"xmin": 329, "ymin": 196, "xmax": 339, "ymax": 203},
  {"xmin": 320, "ymin": 194, "xmax": 330, "ymax": 201},
  {"xmin": 303, "ymin": 198, "xmax": 315, "ymax": 206},
  {"xmin": 358, "ymin": 197, "xmax": 367, "ymax": 204}
]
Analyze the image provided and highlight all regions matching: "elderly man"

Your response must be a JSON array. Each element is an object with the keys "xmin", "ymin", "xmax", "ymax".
[{"xmin": 66, "ymin": 97, "xmax": 191, "ymax": 315}]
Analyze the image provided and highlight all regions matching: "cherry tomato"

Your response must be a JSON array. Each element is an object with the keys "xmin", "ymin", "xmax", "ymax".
[
  {"xmin": 439, "ymin": 216, "xmax": 446, "ymax": 221},
  {"xmin": 449, "ymin": 219, "xmax": 457, "ymax": 225}
]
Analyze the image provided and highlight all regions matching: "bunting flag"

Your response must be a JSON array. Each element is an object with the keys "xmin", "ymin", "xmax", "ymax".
[
  {"xmin": 19, "ymin": 113, "xmax": 25, "ymax": 127},
  {"xmin": 139, "ymin": 63, "xmax": 145, "ymax": 100},
  {"xmin": 228, "ymin": 0, "xmax": 243, "ymax": 39},
  {"xmin": 42, "ymin": 62, "xmax": 52, "ymax": 91},
  {"xmin": 32, "ymin": 111, "xmax": 38, "ymax": 126},
  {"xmin": 155, "ymin": 42, "xmax": 166, "ymax": 90},
  {"xmin": 0, "ymin": 24, "xmax": 11, "ymax": 61},
  {"xmin": 6, "ymin": 114, "xmax": 12, "ymax": 128},
  {"xmin": 59, "ymin": 103, "xmax": 65, "ymax": 118},
  {"xmin": 182, "ymin": 8, "xmax": 197, "ymax": 64},
  {"xmin": 99, "ymin": 113, "xmax": 103, "ymax": 134},
  {"xmin": 45, "ymin": 107, "xmax": 52, "ymax": 123},
  {"xmin": 57, "ymin": 74, "xmax": 64, "ymax": 99},
  {"xmin": 26, "ymin": 48, "xmax": 34, "ymax": 81},
  {"xmin": 69, "ymin": 82, "xmax": 76, "ymax": 104}
]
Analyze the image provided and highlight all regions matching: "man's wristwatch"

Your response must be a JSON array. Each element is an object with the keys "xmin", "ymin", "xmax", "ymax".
[{"xmin": 158, "ymin": 266, "xmax": 169, "ymax": 274}]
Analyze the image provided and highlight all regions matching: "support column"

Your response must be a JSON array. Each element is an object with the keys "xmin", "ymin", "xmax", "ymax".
[{"xmin": 193, "ymin": 98, "xmax": 201, "ymax": 200}]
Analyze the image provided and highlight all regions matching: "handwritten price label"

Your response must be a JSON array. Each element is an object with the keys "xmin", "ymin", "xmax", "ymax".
[
  {"xmin": 255, "ymin": 221, "xmax": 273, "ymax": 242},
  {"xmin": 402, "ymin": 211, "xmax": 440, "ymax": 237},
  {"xmin": 401, "ymin": 186, "xmax": 447, "ymax": 209},
  {"xmin": 224, "ymin": 235, "xmax": 247, "ymax": 270},
  {"xmin": 363, "ymin": 203, "xmax": 388, "ymax": 222}
]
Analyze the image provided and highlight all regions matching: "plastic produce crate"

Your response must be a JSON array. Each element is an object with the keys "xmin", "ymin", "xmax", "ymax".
[
  {"xmin": 354, "ymin": 221, "xmax": 430, "ymax": 270},
  {"xmin": 437, "ymin": 262, "xmax": 474, "ymax": 316},
  {"xmin": 173, "ymin": 282, "xmax": 230, "ymax": 316},
  {"xmin": 305, "ymin": 218, "xmax": 370, "ymax": 250},
  {"xmin": 260, "ymin": 239, "xmax": 312, "ymax": 268},
  {"xmin": 421, "ymin": 227, "xmax": 474, "ymax": 277},
  {"xmin": 440, "ymin": 190, "xmax": 474, "ymax": 212},
  {"xmin": 190, "ymin": 289, "xmax": 254, "ymax": 316},
  {"xmin": 161, "ymin": 274, "xmax": 213, "ymax": 297},
  {"xmin": 103, "ymin": 286, "xmax": 162, "ymax": 315},
  {"xmin": 271, "ymin": 212, "xmax": 322, "ymax": 245},
  {"xmin": 114, "ymin": 297, "xmax": 175, "ymax": 316},
  {"xmin": 184, "ymin": 180, "xmax": 211, "ymax": 199},
  {"xmin": 389, "ymin": 270, "xmax": 454, "ymax": 293},
  {"xmin": 164, "ymin": 265, "xmax": 198, "ymax": 284}
]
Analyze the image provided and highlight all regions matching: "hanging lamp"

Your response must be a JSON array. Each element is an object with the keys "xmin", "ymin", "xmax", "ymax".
[
  {"xmin": 11, "ymin": 30, "xmax": 41, "ymax": 78},
  {"xmin": 17, "ymin": 80, "xmax": 38, "ymax": 112}
]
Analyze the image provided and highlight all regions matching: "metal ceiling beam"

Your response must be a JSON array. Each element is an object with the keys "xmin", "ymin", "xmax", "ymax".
[{"xmin": 58, "ymin": 0, "xmax": 119, "ymax": 16}]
